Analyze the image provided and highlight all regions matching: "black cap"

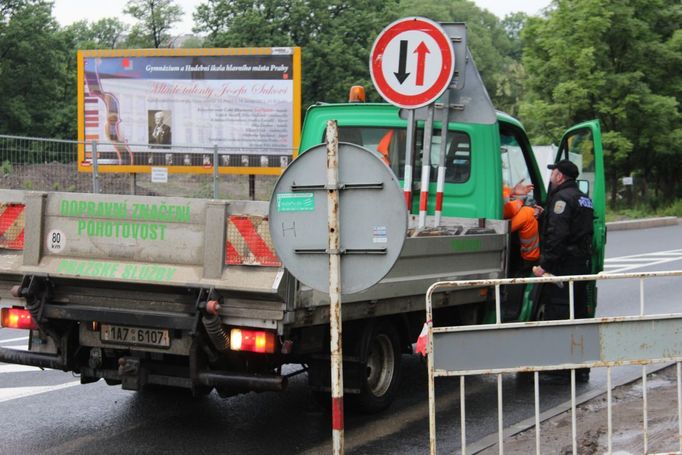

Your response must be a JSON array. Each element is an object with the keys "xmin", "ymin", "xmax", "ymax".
[{"xmin": 548, "ymin": 159, "xmax": 579, "ymax": 179}]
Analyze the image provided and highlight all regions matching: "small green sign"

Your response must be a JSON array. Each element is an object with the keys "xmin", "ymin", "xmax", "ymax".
[
  {"xmin": 277, "ymin": 192, "xmax": 315, "ymax": 212},
  {"xmin": 451, "ymin": 238, "xmax": 482, "ymax": 252}
]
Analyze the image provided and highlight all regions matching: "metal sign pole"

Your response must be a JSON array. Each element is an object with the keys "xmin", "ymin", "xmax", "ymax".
[
  {"xmin": 403, "ymin": 109, "xmax": 416, "ymax": 210},
  {"xmin": 326, "ymin": 120, "xmax": 344, "ymax": 454},
  {"xmin": 418, "ymin": 106, "xmax": 435, "ymax": 228},
  {"xmin": 91, "ymin": 141, "xmax": 100, "ymax": 194},
  {"xmin": 434, "ymin": 89, "xmax": 452, "ymax": 226}
]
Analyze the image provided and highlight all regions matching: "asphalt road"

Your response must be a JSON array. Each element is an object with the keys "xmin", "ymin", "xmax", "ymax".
[{"xmin": 0, "ymin": 222, "xmax": 681, "ymax": 454}]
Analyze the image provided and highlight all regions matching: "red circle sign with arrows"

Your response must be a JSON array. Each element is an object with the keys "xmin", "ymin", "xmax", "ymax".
[{"xmin": 370, "ymin": 17, "xmax": 455, "ymax": 109}]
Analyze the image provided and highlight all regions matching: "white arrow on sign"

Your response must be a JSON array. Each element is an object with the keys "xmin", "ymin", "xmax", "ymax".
[{"xmin": 370, "ymin": 17, "xmax": 455, "ymax": 109}]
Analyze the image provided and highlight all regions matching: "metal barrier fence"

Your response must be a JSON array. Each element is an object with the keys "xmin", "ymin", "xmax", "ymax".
[
  {"xmin": 425, "ymin": 270, "xmax": 682, "ymax": 455},
  {"xmin": 0, "ymin": 134, "xmax": 286, "ymax": 200}
]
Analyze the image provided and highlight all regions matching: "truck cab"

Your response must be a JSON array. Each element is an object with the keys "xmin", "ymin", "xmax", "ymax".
[{"xmin": 299, "ymin": 100, "xmax": 606, "ymax": 322}]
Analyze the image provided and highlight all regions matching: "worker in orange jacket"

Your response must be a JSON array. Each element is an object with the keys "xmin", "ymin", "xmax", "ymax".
[
  {"xmin": 503, "ymin": 179, "xmax": 541, "ymax": 263},
  {"xmin": 376, "ymin": 129, "xmax": 393, "ymax": 166}
]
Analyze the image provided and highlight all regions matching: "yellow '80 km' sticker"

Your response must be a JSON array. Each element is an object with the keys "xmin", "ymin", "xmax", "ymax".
[{"xmin": 553, "ymin": 200, "xmax": 566, "ymax": 214}]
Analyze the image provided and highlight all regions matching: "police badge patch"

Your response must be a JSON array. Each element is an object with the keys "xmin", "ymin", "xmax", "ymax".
[
  {"xmin": 578, "ymin": 196, "xmax": 593, "ymax": 208},
  {"xmin": 554, "ymin": 200, "xmax": 566, "ymax": 214}
]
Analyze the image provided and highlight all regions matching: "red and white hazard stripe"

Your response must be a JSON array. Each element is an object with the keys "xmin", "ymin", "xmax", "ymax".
[
  {"xmin": 418, "ymin": 165, "xmax": 430, "ymax": 228},
  {"xmin": 225, "ymin": 215, "xmax": 281, "ymax": 267},
  {"xmin": 434, "ymin": 165, "xmax": 446, "ymax": 226},
  {"xmin": 0, "ymin": 204, "xmax": 25, "ymax": 250},
  {"xmin": 403, "ymin": 164, "xmax": 412, "ymax": 209}
]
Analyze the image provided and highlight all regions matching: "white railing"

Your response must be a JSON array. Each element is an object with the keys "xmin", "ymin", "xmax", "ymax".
[{"xmin": 425, "ymin": 270, "xmax": 682, "ymax": 455}]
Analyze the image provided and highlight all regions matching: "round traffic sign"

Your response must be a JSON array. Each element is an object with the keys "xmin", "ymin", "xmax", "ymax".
[
  {"xmin": 268, "ymin": 143, "xmax": 407, "ymax": 294},
  {"xmin": 370, "ymin": 17, "xmax": 455, "ymax": 109}
]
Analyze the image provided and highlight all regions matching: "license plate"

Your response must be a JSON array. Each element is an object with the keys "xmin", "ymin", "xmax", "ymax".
[{"xmin": 100, "ymin": 324, "xmax": 170, "ymax": 348}]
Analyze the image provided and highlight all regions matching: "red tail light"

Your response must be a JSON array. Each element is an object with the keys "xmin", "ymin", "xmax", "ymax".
[
  {"xmin": 1, "ymin": 307, "xmax": 38, "ymax": 330},
  {"xmin": 230, "ymin": 328, "xmax": 276, "ymax": 354}
]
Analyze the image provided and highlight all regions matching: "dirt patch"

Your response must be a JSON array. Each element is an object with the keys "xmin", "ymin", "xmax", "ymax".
[
  {"xmin": 1, "ymin": 162, "xmax": 278, "ymax": 200},
  {"xmin": 480, "ymin": 365, "xmax": 681, "ymax": 454}
]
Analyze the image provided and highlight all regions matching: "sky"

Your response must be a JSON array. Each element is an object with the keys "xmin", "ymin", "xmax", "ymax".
[{"xmin": 52, "ymin": 0, "xmax": 551, "ymax": 35}]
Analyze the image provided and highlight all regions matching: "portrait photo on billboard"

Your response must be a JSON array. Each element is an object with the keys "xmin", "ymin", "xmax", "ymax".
[{"xmin": 148, "ymin": 110, "xmax": 172, "ymax": 147}]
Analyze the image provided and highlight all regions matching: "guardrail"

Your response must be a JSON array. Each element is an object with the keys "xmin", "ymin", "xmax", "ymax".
[{"xmin": 425, "ymin": 270, "xmax": 682, "ymax": 455}]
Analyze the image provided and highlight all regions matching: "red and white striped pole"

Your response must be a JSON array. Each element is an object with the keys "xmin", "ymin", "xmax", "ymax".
[
  {"xmin": 435, "ymin": 90, "xmax": 451, "ymax": 226},
  {"xmin": 434, "ymin": 168, "xmax": 445, "ymax": 226},
  {"xmin": 418, "ymin": 166, "xmax": 430, "ymax": 227},
  {"xmin": 404, "ymin": 166, "xmax": 413, "ymax": 209},
  {"xmin": 326, "ymin": 121, "xmax": 344, "ymax": 454},
  {"xmin": 418, "ymin": 106, "xmax": 435, "ymax": 228},
  {"xmin": 403, "ymin": 109, "xmax": 416, "ymax": 210}
]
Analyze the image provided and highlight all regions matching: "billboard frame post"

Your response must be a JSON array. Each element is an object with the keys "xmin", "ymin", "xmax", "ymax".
[
  {"xmin": 249, "ymin": 175, "xmax": 256, "ymax": 201},
  {"xmin": 212, "ymin": 144, "xmax": 219, "ymax": 199},
  {"xmin": 91, "ymin": 140, "xmax": 100, "ymax": 194}
]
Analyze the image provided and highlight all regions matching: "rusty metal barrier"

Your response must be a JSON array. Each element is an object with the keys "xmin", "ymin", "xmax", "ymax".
[{"xmin": 425, "ymin": 270, "xmax": 682, "ymax": 455}]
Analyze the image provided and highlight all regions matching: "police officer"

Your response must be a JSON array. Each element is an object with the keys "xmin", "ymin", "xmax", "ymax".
[
  {"xmin": 533, "ymin": 159, "xmax": 594, "ymax": 318},
  {"xmin": 533, "ymin": 159, "xmax": 593, "ymax": 381}
]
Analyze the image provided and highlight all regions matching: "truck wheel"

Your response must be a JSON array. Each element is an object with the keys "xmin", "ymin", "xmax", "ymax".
[{"xmin": 353, "ymin": 321, "xmax": 402, "ymax": 414}]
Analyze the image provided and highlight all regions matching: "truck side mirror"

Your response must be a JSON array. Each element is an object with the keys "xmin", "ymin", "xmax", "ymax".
[{"xmin": 578, "ymin": 179, "xmax": 590, "ymax": 196}]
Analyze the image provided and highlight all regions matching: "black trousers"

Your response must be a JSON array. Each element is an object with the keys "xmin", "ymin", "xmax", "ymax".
[
  {"xmin": 539, "ymin": 257, "xmax": 592, "ymax": 380},
  {"xmin": 541, "ymin": 257, "xmax": 590, "ymax": 320}
]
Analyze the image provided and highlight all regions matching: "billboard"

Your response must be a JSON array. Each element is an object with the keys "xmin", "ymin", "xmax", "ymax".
[{"xmin": 77, "ymin": 47, "xmax": 301, "ymax": 175}]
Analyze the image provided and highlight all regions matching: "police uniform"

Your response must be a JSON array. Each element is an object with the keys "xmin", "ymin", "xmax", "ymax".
[{"xmin": 538, "ymin": 162, "xmax": 594, "ymax": 320}]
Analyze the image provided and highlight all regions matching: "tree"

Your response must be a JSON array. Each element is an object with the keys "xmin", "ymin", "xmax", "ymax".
[
  {"xmin": 124, "ymin": 0, "xmax": 183, "ymax": 48},
  {"xmin": 193, "ymin": 0, "xmax": 527, "ymax": 113},
  {"xmin": 50, "ymin": 19, "xmax": 130, "ymax": 139},
  {"xmin": 397, "ymin": 0, "xmax": 525, "ymax": 114},
  {"xmin": 0, "ymin": 0, "xmax": 66, "ymax": 138},
  {"xmin": 520, "ymin": 0, "xmax": 681, "ymax": 207},
  {"xmin": 89, "ymin": 18, "xmax": 129, "ymax": 49},
  {"xmin": 194, "ymin": 0, "xmax": 397, "ymax": 109}
]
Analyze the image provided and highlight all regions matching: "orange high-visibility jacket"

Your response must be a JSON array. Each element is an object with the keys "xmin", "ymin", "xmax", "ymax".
[{"xmin": 503, "ymin": 186, "xmax": 540, "ymax": 262}]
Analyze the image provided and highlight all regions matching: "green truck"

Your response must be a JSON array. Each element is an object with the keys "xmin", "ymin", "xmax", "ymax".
[{"xmin": 0, "ymin": 49, "xmax": 606, "ymax": 414}]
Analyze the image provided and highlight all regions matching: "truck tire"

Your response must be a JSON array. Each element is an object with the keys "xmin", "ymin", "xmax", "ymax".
[{"xmin": 352, "ymin": 321, "xmax": 402, "ymax": 414}]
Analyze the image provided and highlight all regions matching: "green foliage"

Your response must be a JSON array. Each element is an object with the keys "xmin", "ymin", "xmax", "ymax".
[
  {"xmin": 124, "ymin": 0, "xmax": 183, "ymax": 48},
  {"xmin": 521, "ymin": 0, "xmax": 682, "ymax": 207},
  {"xmin": 0, "ymin": 0, "xmax": 65, "ymax": 137},
  {"xmin": 0, "ymin": 0, "xmax": 678, "ymax": 212},
  {"xmin": 1, "ymin": 160, "xmax": 13, "ymax": 175},
  {"xmin": 192, "ymin": 181, "xmax": 215, "ymax": 199},
  {"xmin": 195, "ymin": 0, "xmax": 397, "ymax": 109},
  {"xmin": 660, "ymin": 200, "xmax": 682, "ymax": 218},
  {"xmin": 607, "ymin": 199, "xmax": 682, "ymax": 221},
  {"xmin": 397, "ymin": 0, "xmax": 525, "ymax": 114}
]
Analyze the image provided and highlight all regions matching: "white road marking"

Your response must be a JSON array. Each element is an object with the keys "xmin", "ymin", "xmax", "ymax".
[
  {"xmin": 0, "ymin": 336, "xmax": 29, "ymax": 344},
  {"xmin": 0, "ymin": 364, "xmax": 45, "ymax": 373},
  {"xmin": 1, "ymin": 344, "xmax": 28, "ymax": 351},
  {"xmin": 604, "ymin": 249, "xmax": 682, "ymax": 274},
  {"xmin": 0, "ymin": 381, "xmax": 80, "ymax": 404}
]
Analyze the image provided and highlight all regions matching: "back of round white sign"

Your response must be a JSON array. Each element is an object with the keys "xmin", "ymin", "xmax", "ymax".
[{"xmin": 269, "ymin": 143, "xmax": 408, "ymax": 294}]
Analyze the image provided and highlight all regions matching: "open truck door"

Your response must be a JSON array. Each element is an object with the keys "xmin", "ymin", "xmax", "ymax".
[{"xmin": 553, "ymin": 120, "xmax": 606, "ymax": 316}]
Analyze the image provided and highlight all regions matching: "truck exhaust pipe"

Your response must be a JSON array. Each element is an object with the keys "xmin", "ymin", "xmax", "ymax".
[
  {"xmin": 196, "ymin": 370, "xmax": 287, "ymax": 392},
  {"xmin": 0, "ymin": 347, "xmax": 66, "ymax": 370}
]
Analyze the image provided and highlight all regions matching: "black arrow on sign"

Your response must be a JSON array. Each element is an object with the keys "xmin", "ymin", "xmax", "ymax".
[{"xmin": 393, "ymin": 40, "xmax": 410, "ymax": 84}]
